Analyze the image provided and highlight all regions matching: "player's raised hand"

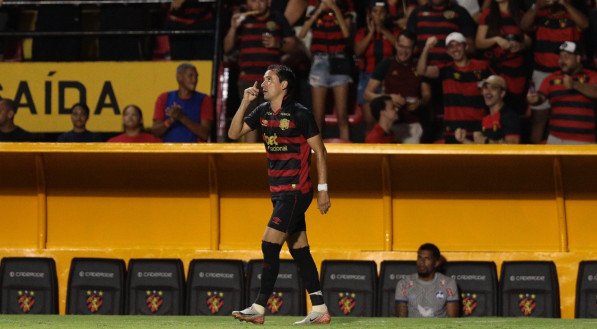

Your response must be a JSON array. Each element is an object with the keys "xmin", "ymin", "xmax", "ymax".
[{"xmin": 243, "ymin": 81, "xmax": 260, "ymax": 102}]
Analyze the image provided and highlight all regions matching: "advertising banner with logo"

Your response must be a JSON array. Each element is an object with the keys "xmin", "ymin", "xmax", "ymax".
[{"xmin": 0, "ymin": 61, "xmax": 212, "ymax": 132}]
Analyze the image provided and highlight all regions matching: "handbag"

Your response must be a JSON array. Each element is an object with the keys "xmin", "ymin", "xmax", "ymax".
[{"xmin": 328, "ymin": 54, "xmax": 352, "ymax": 75}]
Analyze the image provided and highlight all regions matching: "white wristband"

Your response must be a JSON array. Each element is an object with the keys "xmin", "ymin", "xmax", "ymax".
[{"xmin": 317, "ymin": 183, "xmax": 328, "ymax": 192}]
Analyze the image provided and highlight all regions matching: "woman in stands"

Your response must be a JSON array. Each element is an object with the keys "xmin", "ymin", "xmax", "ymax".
[
  {"xmin": 108, "ymin": 105, "xmax": 162, "ymax": 143},
  {"xmin": 299, "ymin": 0, "xmax": 353, "ymax": 141}
]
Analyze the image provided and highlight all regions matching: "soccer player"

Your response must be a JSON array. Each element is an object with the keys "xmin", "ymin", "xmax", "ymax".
[
  {"xmin": 395, "ymin": 243, "xmax": 459, "ymax": 317},
  {"xmin": 228, "ymin": 64, "xmax": 331, "ymax": 325}
]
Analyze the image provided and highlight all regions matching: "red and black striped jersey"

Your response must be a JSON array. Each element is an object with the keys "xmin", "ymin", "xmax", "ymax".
[
  {"xmin": 438, "ymin": 59, "xmax": 493, "ymax": 142},
  {"xmin": 245, "ymin": 101, "xmax": 320, "ymax": 194},
  {"xmin": 478, "ymin": 9, "xmax": 527, "ymax": 96},
  {"xmin": 539, "ymin": 68, "xmax": 597, "ymax": 143},
  {"xmin": 481, "ymin": 106, "xmax": 521, "ymax": 142},
  {"xmin": 533, "ymin": 9, "xmax": 582, "ymax": 72},
  {"xmin": 237, "ymin": 12, "xmax": 295, "ymax": 82},
  {"xmin": 406, "ymin": 3, "xmax": 476, "ymax": 65},
  {"xmin": 310, "ymin": 10, "xmax": 349, "ymax": 54},
  {"xmin": 355, "ymin": 26, "xmax": 400, "ymax": 73}
]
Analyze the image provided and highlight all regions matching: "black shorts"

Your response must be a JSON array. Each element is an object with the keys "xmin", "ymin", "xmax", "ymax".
[{"xmin": 267, "ymin": 190, "xmax": 313, "ymax": 235}]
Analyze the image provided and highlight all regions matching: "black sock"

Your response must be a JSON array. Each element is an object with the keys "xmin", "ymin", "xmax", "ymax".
[
  {"xmin": 255, "ymin": 241, "xmax": 282, "ymax": 307},
  {"xmin": 290, "ymin": 246, "xmax": 324, "ymax": 305}
]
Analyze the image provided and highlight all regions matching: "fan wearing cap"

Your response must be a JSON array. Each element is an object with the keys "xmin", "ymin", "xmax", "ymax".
[
  {"xmin": 417, "ymin": 32, "xmax": 493, "ymax": 143},
  {"xmin": 527, "ymin": 41, "xmax": 597, "ymax": 144},
  {"xmin": 521, "ymin": 0, "xmax": 589, "ymax": 143},
  {"xmin": 455, "ymin": 75, "xmax": 521, "ymax": 144}
]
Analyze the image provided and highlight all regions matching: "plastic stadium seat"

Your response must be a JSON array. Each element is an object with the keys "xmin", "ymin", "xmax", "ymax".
[
  {"xmin": 0, "ymin": 257, "xmax": 58, "ymax": 314},
  {"xmin": 378, "ymin": 260, "xmax": 416, "ymax": 316},
  {"xmin": 126, "ymin": 259, "xmax": 185, "ymax": 315},
  {"xmin": 66, "ymin": 258, "xmax": 126, "ymax": 315},
  {"xmin": 321, "ymin": 260, "xmax": 377, "ymax": 317},
  {"xmin": 499, "ymin": 261, "xmax": 560, "ymax": 317},
  {"xmin": 187, "ymin": 259, "xmax": 245, "ymax": 315},
  {"xmin": 444, "ymin": 261, "xmax": 498, "ymax": 316},
  {"xmin": 247, "ymin": 259, "xmax": 305, "ymax": 316},
  {"xmin": 576, "ymin": 260, "xmax": 597, "ymax": 318}
]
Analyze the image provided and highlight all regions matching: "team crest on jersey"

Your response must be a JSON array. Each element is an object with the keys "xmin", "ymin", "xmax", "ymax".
[
  {"xmin": 279, "ymin": 118, "xmax": 290, "ymax": 130},
  {"xmin": 267, "ymin": 292, "xmax": 284, "ymax": 314},
  {"xmin": 518, "ymin": 293, "xmax": 536, "ymax": 316},
  {"xmin": 17, "ymin": 290, "xmax": 35, "ymax": 313},
  {"xmin": 86, "ymin": 290, "xmax": 104, "ymax": 313},
  {"xmin": 453, "ymin": 72, "xmax": 461, "ymax": 80},
  {"xmin": 461, "ymin": 293, "xmax": 478, "ymax": 316},
  {"xmin": 206, "ymin": 291, "xmax": 224, "ymax": 314},
  {"xmin": 266, "ymin": 21, "xmax": 278, "ymax": 31},
  {"xmin": 443, "ymin": 11, "xmax": 455, "ymax": 19},
  {"xmin": 338, "ymin": 292, "xmax": 356, "ymax": 315},
  {"xmin": 146, "ymin": 290, "xmax": 164, "ymax": 313}
]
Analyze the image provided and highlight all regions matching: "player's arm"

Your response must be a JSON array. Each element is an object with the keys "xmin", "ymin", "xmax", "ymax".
[
  {"xmin": 446, "ymin": 301, "xmax": 460, "ymax": 317},
  {"xmin": 396, "ymin": 302, "xmax": 408, "ymax": 317},
  {"xmin": 307, "ymin": 134, "xmax": 330, "ymax": 215},
  {"xmin": 228, "ymin": 82, "xmax": 258, "ymax": 140},
  {"xmin": 177, "ymin": 116, "xmax": 211, "ymax": 141},
  {"xmin": 568, "ymin": 78, "xmax": 597, "ymax": 99}
]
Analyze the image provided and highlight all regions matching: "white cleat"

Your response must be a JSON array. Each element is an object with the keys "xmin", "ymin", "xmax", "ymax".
[
  {"xmin": 293, "ymin": 311, "xmax": 331, "ymax": 325},
  {"xmin": 232, "ymin": 305, "xmax": 265, "ymax": 325}
]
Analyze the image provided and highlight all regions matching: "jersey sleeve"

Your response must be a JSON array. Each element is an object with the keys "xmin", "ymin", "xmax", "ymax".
[
  {"xmin": 501, "ymin": 110, "xmax": 521, "ymax": 137},
  {"xmin": 153, "ymin": 92, "xmax": 168, "ymax": 121},
  {"xmin": 446, "ymin": 278, "xmax": 459, "ymax": 302},
  {"xmin": 294, "ymin": 105, "xmax": 320, "ymax": 139},
  {"xmin": 394, "ymin": 278, "xmax": 409, "ymax": 303},
  {"xmin": 244, "ymin": 103, "xmax": 265, "ymax": 131}
]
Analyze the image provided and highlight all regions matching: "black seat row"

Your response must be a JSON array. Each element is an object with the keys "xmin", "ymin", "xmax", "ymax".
[{"xmin": 1, "ymin": 257, "xmax": 597, "ymax": 317}]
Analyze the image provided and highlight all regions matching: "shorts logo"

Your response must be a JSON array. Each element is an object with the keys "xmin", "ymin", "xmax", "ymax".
[
  {"xmin": 206, "ymin": 291, "xmax": 224, "ymax": 314},
  {"xmin": 337, "ymin": 292, "xmax": 356, "ymax": 315},
  {"xmin": 85, "ymin": 290, "xmax": 104, "ymax": 313},
  {"xmin": 145, "ymin": 290, "xmax": 164, "ymax": 313},
  {"xmin": 518, "ymin": 293, "xmax": 536, "ymax": 316},
  {"xmin": 461, "ymin": 293, "xmax": 478, "ymax": 316},
  {"xmin": 17, "ymin": 290, "xmax": 35, "ymax": 313},
  {"xmin": 272, "ymin": 217, "xmax": 282, "ymax": 225},
  {"xmin": 267, "ymin": 292, "xmax": 284, "ymax": 314}
]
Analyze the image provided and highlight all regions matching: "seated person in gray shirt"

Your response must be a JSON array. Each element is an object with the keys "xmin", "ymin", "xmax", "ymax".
[
  {"xmin": 57, "ymin": 103, "xmax": 102, "ymax": 142},
  {"xmin": 395, "ymin": 243, "xmax": 459, "ymax": 317}
]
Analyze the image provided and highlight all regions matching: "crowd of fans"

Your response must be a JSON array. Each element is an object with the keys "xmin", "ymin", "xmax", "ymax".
[{"xmin": 1, "ymin": 0, "xmax": 596, "ymax": 144}]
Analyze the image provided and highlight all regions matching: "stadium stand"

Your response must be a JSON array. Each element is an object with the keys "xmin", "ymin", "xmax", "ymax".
[
  {"xmin": 186, "ymin": 259, "xmax": 245, "ymax": 316},
  {"xmin": 378, "ymin": 260, "xmax": 416, "ymax": 316},
  {"xmin": 320, "ymin": 260, "xmax": 377, "ymax": 317},
  {"xmin": 66, "ymin": 258, "xmax": 126, "ymax": 315},
  {"xmin": 126, "ymin": 259, "xmax": 185, "ymax": 315},
  {"xmin": 499, "ymin": 261, "xmax": 560, "ymax": 318},
  {"xmin": 0, "ymin": 257, "xmax": 58, "ymax": 314},
  {"xmin": 444, "ymin": 261, "xmax": 498, "ymax": 317},
  {"xmin": 575, "ymin": 260, "xmax": 597, "ymax": 318}
]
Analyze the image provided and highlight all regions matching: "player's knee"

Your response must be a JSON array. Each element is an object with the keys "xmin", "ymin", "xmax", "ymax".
[
  {"xmin": 261, "ymin": 241, "xmax": 282, "ymax": 259},
  {"xmin": 289, "ymin": 246, "xmax": 311, "ymax": 260}
]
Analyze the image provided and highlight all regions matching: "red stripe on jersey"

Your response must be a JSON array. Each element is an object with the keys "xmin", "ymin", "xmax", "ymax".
[
  {"xmin": 443, "ymin": 106, "xmax": 485, "ymax": 121},
  {"xmin": 266, "ymin": 152, "xmax": 301, "ymax": 161},
  {"xmin": 551, "ymin": 131, "xmax": 595, "ymax": 143},
  {"xmin": 268, "ymin": 169, "xmax": 300, "ymax": 177}
]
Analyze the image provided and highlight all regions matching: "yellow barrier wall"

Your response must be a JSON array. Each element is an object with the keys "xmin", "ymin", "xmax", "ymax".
[
  {"xmin": 1, "ymin": 143, "xmax": 597, "ymax": 317},
  {"xmin": 0, "ymin": 61, "xmax": 213, "ymax": 132}
]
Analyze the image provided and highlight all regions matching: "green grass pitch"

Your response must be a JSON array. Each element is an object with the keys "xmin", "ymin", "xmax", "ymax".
[{"xmin": 0, "ymin": 316, "xmax": 596, "ymax": 328}]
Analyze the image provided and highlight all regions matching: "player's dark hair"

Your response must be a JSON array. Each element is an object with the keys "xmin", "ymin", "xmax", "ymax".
[
  {"xmin": 71, "ymin": 103, "xmax": 90, "ymax": 117},
  {"xmin": 398, "ymin": 29, "xmax": 416, "ymax": 44},
  {"xmin": 370, "ymin": 95, "xmax": 392, "ymax": 121},
  {"xmin": 418, "ymin": 243, "xmax": 441, "ymax": 260},
  {"xmin": 0, "ymin": 98, "xmax": 18, "ymax": 113},
  {"xmin": 267, "ymin": 64, "xmax": 297, "ymax": 101}
]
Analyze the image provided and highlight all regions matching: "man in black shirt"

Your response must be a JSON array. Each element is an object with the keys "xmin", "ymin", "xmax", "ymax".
[{"xmin": 0, "ymin": 98, "xmax": 37, "ymax": 142}]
